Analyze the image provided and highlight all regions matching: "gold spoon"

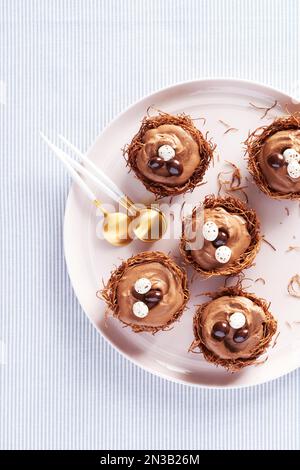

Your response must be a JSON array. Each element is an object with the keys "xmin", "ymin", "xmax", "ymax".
[
  {"xmin": 94, "ymin": 198, "xmax": 167, "ymax": 246},
  {"xmin": 57, "ymin": 135, "xmax": 168, "ymax": 244},
  {"xmin": 41, "ymin": 133, "xmax": 167, "ymax": 245},
  {"xmin": 122, "ymin": 196, "xmax": 167, "ymax": 243},
  {"xmin": 93, "ymin": 199, "xmax": 133, "ymax": 247}
]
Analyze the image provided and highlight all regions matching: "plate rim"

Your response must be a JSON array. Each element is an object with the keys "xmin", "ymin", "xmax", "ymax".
[{"xmin": 63, "ymin": 77, "xmax": 300, "ymax": 390}]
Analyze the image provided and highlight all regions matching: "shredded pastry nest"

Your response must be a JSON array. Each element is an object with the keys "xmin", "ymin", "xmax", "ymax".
[
  {"xmin": 123, "ymin": 112, "xmax": 215, "ymax": 198},
  {"xmin": 180, "ymin": 194, "xmax": 261, "ymax": 278},
  {"xmin": 189, "ymin": 284, "xmax": 277, "ymax": 372},
  {"xmin": 98, "ymin": 251, "xmax": 189, "ymax": 333},
  {"xmin": 246, "ymin": 112, "xmax": 300, "ymax": 200}
]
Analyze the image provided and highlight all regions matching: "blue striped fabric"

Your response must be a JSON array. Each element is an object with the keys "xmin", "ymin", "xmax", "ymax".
[{"xmin": 0, "ymin": 0, "xmax": 299, "ymax": 450}]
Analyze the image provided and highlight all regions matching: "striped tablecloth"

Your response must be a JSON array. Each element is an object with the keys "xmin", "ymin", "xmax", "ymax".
[{"xmin": 0, "ymin": 0, "xmax": 299, "ymax": 450}]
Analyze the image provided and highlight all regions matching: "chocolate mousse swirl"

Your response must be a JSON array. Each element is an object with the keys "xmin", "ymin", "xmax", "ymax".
[
  {"xmin": 125, "ymin": 113, "xmax": 214, "ymax": 197},
  {"xmin": 189, "ymin": 207, "xmax": 251, "ymax": 271},
  {"xmin": 136, "ymin": 125, "xmax": 199, "ymax": 186},
  {"xmin": 191, "ymin": 286, "xmax": 277, "ymax": 371},
  {"xmin": 247, "ymin": 112, "xmax": 300, "ymax": 199},
  {"xmin": 100, "ymin": 251, "xmax": 189, "ymax": 333}
]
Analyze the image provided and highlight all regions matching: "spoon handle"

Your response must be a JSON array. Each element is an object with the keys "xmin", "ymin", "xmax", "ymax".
[
  {"xmin": 40, "ymin": 132, "xmax": 120, "ymax": 204},
  {"xmin": 40, "ymin": 132, "xmax": 97, "ymax": 203},
  {"xmin": 118, "ymin": 195, "xmax": 139, "ymax": 215},
  {"xmin": 58, "ymin": 135, "xmax": 124, "ymax": 199},
  {"xmin": 58, "ymin": 136, "xmax": 140, "ymax": 216}
]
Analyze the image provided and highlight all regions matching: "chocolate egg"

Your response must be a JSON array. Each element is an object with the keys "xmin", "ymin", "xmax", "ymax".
[
  {"xmin": 158, "ymin": 144, "xmax": 176, "ymax": 161},
  {"xmin": 283, "ymin": 148, "xmax": 300, "ymax": 164},
  {"xmin": 166, "ymin": 159, "xmax": 183, "ymax": 176},
  {"xmin": 215, "ymin": 245, "xmax": 232, "ymax": 264},
  {"xmin": 202, "ymin": 220, "xmax": 219, "ymax": 242},
  {"xmin": 212, "ymin": 229, "xmax": 228, "ymax": 248},
  {"xmin": 233, "ymin": 327, "xmax": 249, "ymax": 343},
  {"xmin": 148, "ymin": 156, "xmax": 164, "ymax": 170},
  {"xmin": 287, "ymin": 160, "xmax": 300, "ymax": 179},
  {"xmin": 229, "ymin": 311, "xmax": 246, "ymax": 329},
  {"xmin": 144, "ymin": 289, "xmax": 163, "ymax": 309},
  {"xmin": 212, "ymin": 321, "xmax": 230, "ymax": 341},
  {"xmin": 134, "ymin": 277, "xmax": 152, "ymax": 294},
  {"xmin": 267, "ymin": 153, "xmax": 285, "ymax": 169},
  {"xmin": 132, "ymin": 301, "xmax": 149, "ymax": 318}
]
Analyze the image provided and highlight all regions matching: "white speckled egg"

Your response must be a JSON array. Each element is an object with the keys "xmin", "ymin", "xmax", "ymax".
[
  {"xmin": 202, "ymin": 220, "xmax": 219, "ymax": 241},
  {"xmin": 229, "ymin": 311, "xmax": 246, "ymax": 329},
  {"xmin": 215, "ymin": 245, "xmax": 232, "ymax": 264},
  {"xmin": 283, "ymin": 148, "xmax": 300, "ymax": 164},
  {"xmin": 132, "ymin": 301, "xmax": 149, "ymax": 318},
  {"xmin": 287, "ymin": 160, "xmax": 300, "ymax": 179},
  {"xmin": 157, "ymin": 144, "xmax": 176, "ymax": 161},
  {"xmin": 134, "ymin": 277, "xmax": 152, "ymax": 295}
]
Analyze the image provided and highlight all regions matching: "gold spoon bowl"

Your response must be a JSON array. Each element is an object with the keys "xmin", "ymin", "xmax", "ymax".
[
  {"xmin": 95, "ymin": 199, "xmax": 167, "ymax": 247},
  {"xmin": 131, "ymin": 206, "xmax": 167, "ymax": 243}
]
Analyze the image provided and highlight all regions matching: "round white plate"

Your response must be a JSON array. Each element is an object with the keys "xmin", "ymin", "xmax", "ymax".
[{"xmin": 64, "ymin": 78, "xmax": 300, "ymax": 388}]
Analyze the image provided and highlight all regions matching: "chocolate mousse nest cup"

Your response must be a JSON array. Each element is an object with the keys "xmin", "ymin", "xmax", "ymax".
[
  {"xmin": 246, "ymin": 112, "xmax": 300, "ymax": 200},
  {"xmin": 180, "ymin": 195, "xmax": 261, "ymax": 278},
  {"xmin": 190, "ymin": 285, "xmax": 277, "ymax": 372},
  {"xmin": 124, "ymin": 112, "xmax": 214, "ymax": 198},
  {"xmin": 99, "ymin": 251, "xmax": 189, "ymax": 333}
]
